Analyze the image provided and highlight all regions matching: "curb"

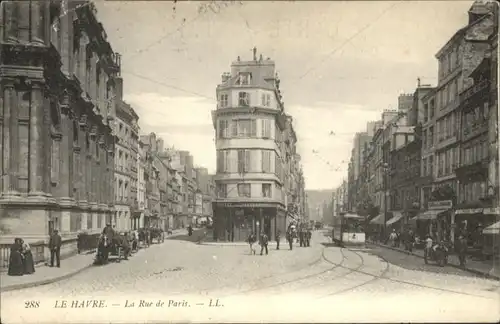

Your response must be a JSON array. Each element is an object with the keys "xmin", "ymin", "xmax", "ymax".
[
  {"xmin": 369, "ymin": 242, "xmax": 500, "ymax": 281},
  {"xmin": 1, "ymin": 261, "xmax": 94, "ymax": 293}
]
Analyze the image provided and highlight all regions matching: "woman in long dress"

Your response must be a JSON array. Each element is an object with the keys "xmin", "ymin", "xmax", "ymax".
[
  {"xmin": 8, "ymin": 238, "xmax": 24, "ymax": 276},
  {"xmin": 21, "ymin": 240, "xmax": 35, "ymax": 274}
]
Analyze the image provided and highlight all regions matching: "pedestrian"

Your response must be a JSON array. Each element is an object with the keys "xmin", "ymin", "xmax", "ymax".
[
  {"xmin": 286, "ymin": 230, "xmax": 293, "ymax": 250},
  {"xmin": 276, "ymin": 230, "xmax": 281, "ymax": 250},
  {"xmin": 455, "ymin": 234, "xmax": 468, "ymax": 267},
  {"xmin": 389, "ymin": 229, "xmax": 397, "ymax": 247},
  {"xmin": 306, "ymin": 229, "xmax": 312, "ymax": 247},
  {"xmin": 21, "ymin": 239, "xmax": 35, "ymax": 275},
  {"xmin": 8, "ymin": 238, "xmax": 24, "ymax": 276},
  {"xmin": 424, "ymin": 234, "xmax": 433, "ymax": 261},
  {"xmin": 49, "ymin": 229, "xmax": 62, "ymax": 267},
  {"xmin": 247, "ymin": 232, "xmax": 256, "ymax": 255},
  {"xmin": 299, "ymin": 228, "xmax": 304, "ymax": 247},
  {"xmin": 259, "ymin": 231, "xmax": 269, "ymax": 255},
  {"xmin": 406, "ymin": 229, "xmax": 415, "ymax": 253}
]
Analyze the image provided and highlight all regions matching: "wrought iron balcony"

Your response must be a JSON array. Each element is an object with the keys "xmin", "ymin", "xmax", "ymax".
[{"xmin": 460, "ymin": 80, "xmax": 489, "ymax": 103}]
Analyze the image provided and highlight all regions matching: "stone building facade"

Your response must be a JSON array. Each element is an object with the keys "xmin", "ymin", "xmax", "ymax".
[
  {"xmin": 0, "ymin": 1, "xmax": 118, "ymax": 259},
  {"xmin": 114, "ymin": 80, "xmax": 139, "ymax": 231}
]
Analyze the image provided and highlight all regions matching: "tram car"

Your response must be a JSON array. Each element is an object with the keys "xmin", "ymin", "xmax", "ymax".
[{"xmin": 331, "ymin": 212, "xmax": 365, "ymax": 247}]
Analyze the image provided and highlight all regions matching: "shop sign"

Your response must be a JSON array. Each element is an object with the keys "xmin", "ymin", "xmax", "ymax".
[
  {"xmin": 455, "ymin": 208, "xmax": 483, "ymax": 215},
  {"xmin": 428, "ymin": 200, "xmax": 452, "ymax": 210},
  {"xmin": 483, "ymin": 207, "xmax": 500, "ymax": 215},
  {"xmin": 216, "ymin": 202, "xmax": 278, "ymax": 208}
]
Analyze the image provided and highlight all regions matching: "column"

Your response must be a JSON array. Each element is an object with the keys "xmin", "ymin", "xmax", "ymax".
[
  {"xmin": 59, "ymin": 94, "xmax": 73, "ymax": 202},
  {"xmin": 4, "ymin": 1, "xmax": 17, "ymax": 42},
  {"xmin": 30, "ymin": 1, "xmax": 44, "ymax": 45},
  {"xmin": 60, "ymin": 4, "xmax": 72, "ymax": 75},
  {"xmin": 73, "ymin": 124, "xmax": 81, "ymax": 202},
  {"xmin": 17, "ymin": 1, "xmax": 30, "ymax": 42},
  {"xmin": 78, "ymin": 116, "xmax": 87, "ymax": 203},
  {"xmin": 3, "ymin": 83, "xmax": 19, "ymax": 195}
]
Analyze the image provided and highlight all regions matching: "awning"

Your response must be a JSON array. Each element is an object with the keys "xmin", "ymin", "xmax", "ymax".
[
  {"xmin": 369, "ymin": 214, "xmax": 385, "ymax": 225},
  {"xmin": 455, "ymin": 208, "xmax": 483, "ymax": 215},
  {"xmin": 343, "ymin": 213, "xmax": 364, "ymax": 220},
  {"xmin": 483, "ymin": 221, "xmax": 500, "ymax": 235},
  {"xmin": 386, "ymin": 211, "xmax": 403, "ymax": 225},
  {"xmin": 411, "ymin": 209, "xmax": 447, "ymax": 221}
]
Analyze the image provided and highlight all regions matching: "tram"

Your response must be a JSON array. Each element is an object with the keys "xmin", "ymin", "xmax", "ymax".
[{"xmin": 331, "ymin": 212, "xmax": 365, "ymax": 247}]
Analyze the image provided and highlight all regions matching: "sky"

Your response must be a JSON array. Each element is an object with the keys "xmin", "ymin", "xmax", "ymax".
[{"xmin": 94, "ymin": 0, "xmax": 474, "ymax": 190}]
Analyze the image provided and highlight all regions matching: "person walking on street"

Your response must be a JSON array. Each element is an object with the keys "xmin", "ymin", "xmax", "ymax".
[
  {"xmin": 276, "ymin": 230, "xmax": 281, "ymax": 250},
  {"xmin": 424, "ymin": 234, "xmax": 433, "ymax": 261},
  {"xmin": 455, "ymin": 234, "xmax": 468, "ymax": 267},
  {"xmin": 286, "ymin": 230, "xmax": 293, "ymax": 250},
  {"xmin": 299, "ymin": 228, "xmax": 304, "ymax": 247},
  {"xmin": 306, "ymin": 229, "xmax": 312, "ymax": 247},
  {"xmin": 407, "ymin": 229, "xmax": 415, "ymax": 253},
  {"xmin": 49, "ymin": 230, "xmax": 62, "ymax": 267},
  {"xmin": 259, "ymin": 231, "xmax": 269, "ymax": 255},
  {"xmin": 247, "ymin": 232, "xmax": 256, "ymax": 255}
]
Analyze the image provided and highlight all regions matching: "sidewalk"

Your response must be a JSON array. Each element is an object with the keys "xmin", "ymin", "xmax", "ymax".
[
  {"xmin": 369, "ymin": 241, "xmax": 500, "ymax": 280},
  {"xmin": 1, "ymin": 253, "xmax": 95, "ymax": 292}
]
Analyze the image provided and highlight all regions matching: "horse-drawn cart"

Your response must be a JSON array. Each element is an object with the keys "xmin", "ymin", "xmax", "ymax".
[{"xmin": 94, "ymin": 232, "xmax": 132, "ymax": 265}]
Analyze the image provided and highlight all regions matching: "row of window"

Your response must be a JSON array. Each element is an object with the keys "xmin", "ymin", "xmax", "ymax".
[
  {"xmin": 218, "ymin": 118, "xmax": 274, "ymax": 139},
  {"xmin": 439, "ymin": 45, "xmax": 462, "ymax": 79},
  {"xmin": 422, "ymin": 126, "xmax": 435, "ymax": 149},
  {"xmin": 218, "ymin": 91, "xmax": 273, "ymax": 109},
  {"xmin": 216, "ymin": 183, "xmax": 275, "ymax": 199},
  {"xmin": 216, "ymin": 149, "xmax": 278, "ymax": 174},
  {"xmin": 459, "ymin": 181, "xmax": 487, "ymax": 204},
  {"xmin": 436, "ymin": 111, "xmax": 458, "ymax": 142},
  {"xmin": 436, "ymin": 147, "xmax": 460, "ymax": 178},
  {"xmin": 68, "ymin": 214, "xmax": 105, "ymax": 233}
]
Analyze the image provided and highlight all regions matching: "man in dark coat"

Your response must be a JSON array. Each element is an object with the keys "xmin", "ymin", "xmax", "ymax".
[
  {"xmin": 299, "ymin": 228, "xmax": 304, "ymax": 247},
  {"xmin": 276, "ymin": 230, "xmax": 281, "ymax": 250},
  {"xmin": 455, "ymin": 234, "xmax": 468, "ymax": 267},
  {"xmin": 259, "ymin": 231, "xmax": 269, "ymax": 255},
  {"xmin": 49, "ymin": 230, "xmax": 62, "ymax": 267},
  {"xmin": 306, "ymin": 229, "xmax": 312, "ymax": 247}
]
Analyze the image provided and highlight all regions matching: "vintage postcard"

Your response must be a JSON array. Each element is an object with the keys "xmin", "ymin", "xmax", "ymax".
[{"xmin": 0, "ymin": 0, "xmax": 499, "ymax": 323}]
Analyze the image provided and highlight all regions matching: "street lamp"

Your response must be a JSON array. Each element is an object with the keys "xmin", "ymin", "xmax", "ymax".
[{"xmin": 382, "ymin": 162, "xmax": 389, "ymax": 239}]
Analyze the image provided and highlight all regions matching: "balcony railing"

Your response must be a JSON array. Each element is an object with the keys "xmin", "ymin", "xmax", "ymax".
[{"xmin": 460, "ymin": 80, "xmax": 489, "ymax": 103}]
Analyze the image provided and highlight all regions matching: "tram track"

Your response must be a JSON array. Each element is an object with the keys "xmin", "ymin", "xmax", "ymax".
[{"xmin": 320, "ymin": 245, "xmax": 496, "ymax": 300}]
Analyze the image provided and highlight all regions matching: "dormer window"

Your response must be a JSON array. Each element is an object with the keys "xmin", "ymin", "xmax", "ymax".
[{"xmin": 237, "ymin": 72, "xmax": 252, "ymax": 85}]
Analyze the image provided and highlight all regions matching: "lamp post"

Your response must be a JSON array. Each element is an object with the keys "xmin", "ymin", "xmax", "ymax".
[{"xmin": 382, "ymin": 162, "xmax": 389, "ymax": 239}]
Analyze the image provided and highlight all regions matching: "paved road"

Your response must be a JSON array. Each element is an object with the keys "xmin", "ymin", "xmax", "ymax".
[{"xmin": 2, "ymin": 230, "xmax": 499, "ymax": 323}]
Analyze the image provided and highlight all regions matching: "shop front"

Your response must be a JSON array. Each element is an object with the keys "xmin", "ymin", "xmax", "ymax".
[
  {"xmin": 455, "ymin": 206, "xmax": 500, "ymax": 258},
  {"xmin": 411, "ymin": 200, "xmax": 452, "ymax": 241},
  {"xmin": 212, "ymin": 201, "xmax": 286, "ymax": 242}
]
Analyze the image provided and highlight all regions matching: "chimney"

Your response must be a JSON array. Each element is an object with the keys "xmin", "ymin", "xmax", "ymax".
[
  {"xmin": 221, "ymin": 72, "xmax": 230, "ymax": 83},
  {"xmin": 115, "ymin": 77, "xmax": 123, "ymax": 101}
]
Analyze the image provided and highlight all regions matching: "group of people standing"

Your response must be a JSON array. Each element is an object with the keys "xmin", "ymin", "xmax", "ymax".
[
  {"xmin": 8, "ymin": 238, "xmax": 35, "ymax": 276},
  {"xmin": 247, "ymin": 231, "xmax": 270, "ymax": 255}
]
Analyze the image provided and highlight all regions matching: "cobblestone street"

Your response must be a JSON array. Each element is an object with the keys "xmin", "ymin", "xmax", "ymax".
[{"xmin": 2, "ymin": 231, "xmax": 499, "ymax": 323}]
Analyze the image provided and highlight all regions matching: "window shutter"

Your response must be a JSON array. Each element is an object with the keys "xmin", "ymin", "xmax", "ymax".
[
  {"xmin": 261, "ymin": 94, "xmax": 265, "ymax": 106},
  {"xmin": 217, "ymin": 151, "xmax": 223, "ymax": 172},
  {"xmin": 238, "ymin": 150, "xmax": 244, "ymax": 173},
  {"xmin": 251, "ymin": 119, "xmax": 256, "ymax": 137},
  {"xmin": 218, "ymin": 120, "xmax": 223, "ymax": 139},
  {"xmin": 231, "ymin": 120, "xmax": 237, "ymax": 137},
  {"xmin": 245, "ymin": 150, "xmax": 251, "ymax": 172}
]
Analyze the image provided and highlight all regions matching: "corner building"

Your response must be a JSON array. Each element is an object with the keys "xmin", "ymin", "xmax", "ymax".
[{"xmin": 211, "ymin": 51, "xmax": 289, "ymax": 242}]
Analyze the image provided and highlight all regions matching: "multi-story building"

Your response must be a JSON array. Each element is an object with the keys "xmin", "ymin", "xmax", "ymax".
[
  {"xmin": 140, "ymin": 133, "xmax": 162, "ymax": 228},
  {"xmin": 211, "ymin": 50, "xmax": 301, "ymax": 242},
  {"xmin": 454, "ymin": 6, "xmax": 498, "ymax": 239},
  {"xmin": 0, "ymin": 1, "xmax": 118, "ymax": 259},
  {"xmin": 420, "ymin": 88, "xmax": 437, "ymax": 212},
  {"xmin": 136, "ymin": 139, "xmax": 147, "ymax": 229},
  {"xmin": 398, "ymin": 93, "xmax": 414, "ymax": 113},
  {"xmin": 389, "ymin": 124, "xmax": 421, "ymax": 232},
  {"xmin": 114, "ymin": 81, "xmax": 139, "ymax": 231},
  {"xmin": 425, "ymin": 1, "xmax": 497, "ymax": 242},
  {"xmin": 195, "ymin": 167, "xmax": 216, "ymax": 223}
]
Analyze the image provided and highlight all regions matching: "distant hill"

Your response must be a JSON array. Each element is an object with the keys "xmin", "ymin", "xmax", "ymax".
[{"xmin": 306, "ymin": 189, "xmax": 334, "ymax": 221}]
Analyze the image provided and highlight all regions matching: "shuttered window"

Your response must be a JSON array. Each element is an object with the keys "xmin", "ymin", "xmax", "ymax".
[{"xmin": 262, "ymin": 150, "xmax": 271, "ymax": 173}]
